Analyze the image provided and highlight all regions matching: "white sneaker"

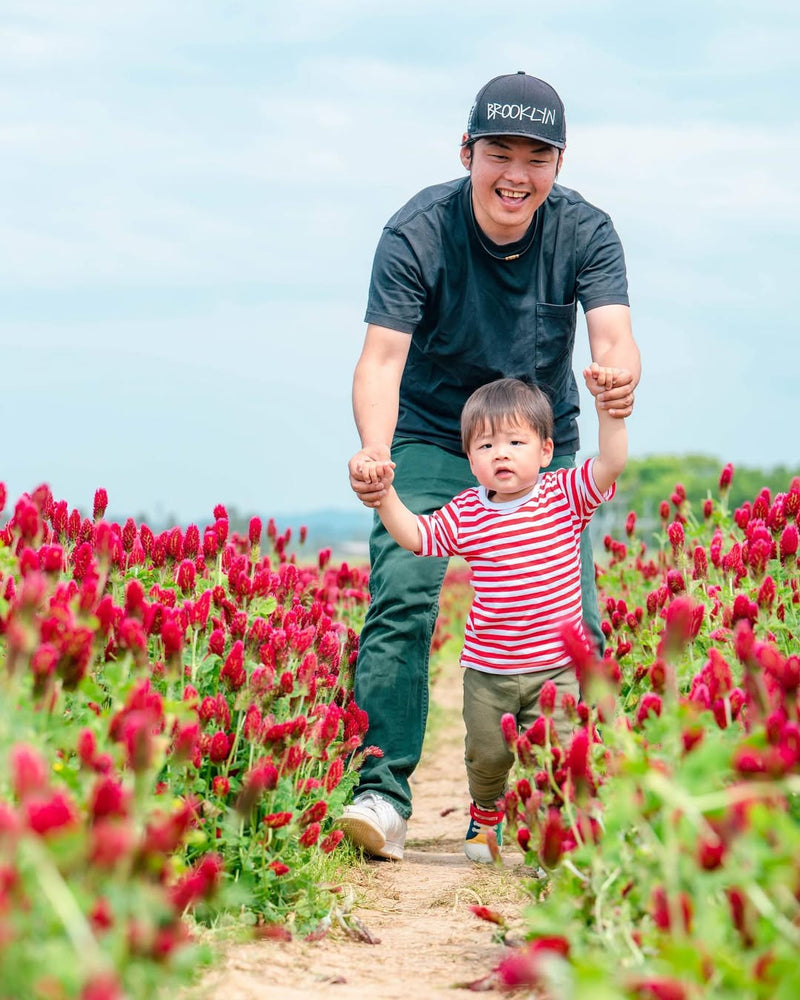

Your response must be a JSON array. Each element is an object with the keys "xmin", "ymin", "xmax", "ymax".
[{"xmin": 337, "ymin": 792, "xmax": 408, "ymax": 861}]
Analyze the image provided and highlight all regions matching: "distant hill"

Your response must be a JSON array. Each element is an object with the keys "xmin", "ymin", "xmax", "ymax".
[{"xmin": 270, "ymin": 506, "xmax": 373, "ymax": 561}]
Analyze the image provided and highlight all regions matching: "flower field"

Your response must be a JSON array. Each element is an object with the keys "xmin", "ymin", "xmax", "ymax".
[
  {"xmin": 3, "ymin": 463, "xmax": 800, "ymax": 1000},
  {"xmin": 0, "ymin": 484, "xmax": 377, "ymax": 1000},
  {"xmin": 476, "ymin": 466, "xmax": 800, "ymax": 999}
]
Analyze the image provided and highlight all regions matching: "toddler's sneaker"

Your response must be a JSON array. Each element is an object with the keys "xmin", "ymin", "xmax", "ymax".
[
  {"xmin": 464, "ymin": 802, "xmax": 503, "ymax": 863},
  {"xmin": 336, "ymin": 792, "xmax": 408, "ymax": 861}
]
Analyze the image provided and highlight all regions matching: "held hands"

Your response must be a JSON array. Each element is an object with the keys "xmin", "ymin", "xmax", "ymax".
[
  {"xmin": 348, "ymin": 445, "xmax": 396, "ymax": 509},
  {"xmin": 583, "ymin": 362, "xmax": 635, "ymax": 417}
]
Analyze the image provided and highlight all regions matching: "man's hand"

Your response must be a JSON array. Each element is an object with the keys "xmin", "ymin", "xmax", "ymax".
[{"xmin": 348, "ymin": 444, "xmax": 395, "ymax": 509}]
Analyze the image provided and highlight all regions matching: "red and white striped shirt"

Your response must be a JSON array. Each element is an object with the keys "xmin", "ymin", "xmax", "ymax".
[{"xmin": 416, "ymin": 460, "xmax": 614, "ymax": 674}]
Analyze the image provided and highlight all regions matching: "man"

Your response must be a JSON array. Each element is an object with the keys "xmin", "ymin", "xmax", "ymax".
[{"xmin": 338, "ymin": 72, "xmax": 641, "ymax": 861}]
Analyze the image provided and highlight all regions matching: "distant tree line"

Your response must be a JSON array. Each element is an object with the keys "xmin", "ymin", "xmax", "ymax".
[{"xmin": 590, "ymin": 453, "xmax": 800, "ymax": 549}]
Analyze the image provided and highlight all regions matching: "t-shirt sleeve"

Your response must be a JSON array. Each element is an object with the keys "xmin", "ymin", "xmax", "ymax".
[
  {"xmin": 557, "ymin": 459, "xmax": 616, "ymax": 530},
  {"xmin": 416, "ymin": 499, "xmax": 462, "ymax": 557},
  {"xmin": 575, "ymin": 215, "xmax": 629, "ymax": 313},
  {"xmin": 364, "ymin": 228, "xmax": 427, "ymax": 334}
]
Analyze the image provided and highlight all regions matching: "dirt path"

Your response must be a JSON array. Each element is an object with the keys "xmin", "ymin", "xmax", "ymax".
[{"xmin": 190, "ymin": 662, "xmax": 531, "ymax": 999}]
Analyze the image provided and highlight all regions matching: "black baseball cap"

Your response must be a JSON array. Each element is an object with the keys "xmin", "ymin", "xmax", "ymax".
[{"xmin": 466, "ymin": 71, "xmax": 566, "ymax": 149}]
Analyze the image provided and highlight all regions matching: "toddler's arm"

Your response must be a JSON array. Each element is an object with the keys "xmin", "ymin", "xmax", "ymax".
[
  {"xmin": 583, "ymin": 363, "xmax": 628, "ymax": 494},
  {"xmin": 355, "ymin": 459, "xmax": 422, "ymax": 553}
]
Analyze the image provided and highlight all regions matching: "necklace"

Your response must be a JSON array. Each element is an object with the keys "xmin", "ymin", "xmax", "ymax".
[{"xmin": 468, "ymin": 196, "xmax": 540, "ymax": 262}]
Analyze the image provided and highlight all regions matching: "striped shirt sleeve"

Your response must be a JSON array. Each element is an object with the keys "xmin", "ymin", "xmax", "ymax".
[
  {"xmin": 416, "ymin": 495, "xmax": 465, "ymax": 557},
  {"xmin": 557, "ymin": 458, "xmax": 616, "ymax": 531}
]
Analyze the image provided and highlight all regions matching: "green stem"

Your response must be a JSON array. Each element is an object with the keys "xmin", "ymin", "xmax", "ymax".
[{"xmin": 20, "ymin": 837, "xmax": 109, "ymax": 972}]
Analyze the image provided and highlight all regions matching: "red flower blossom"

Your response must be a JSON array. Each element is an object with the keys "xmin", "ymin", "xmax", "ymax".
[
  {"xmin": 650, "ymin": 885, "xmax": 692, "ymax": 933},
  {"xmin": 160, "ymin": 614, "xmax": 185, "ymax": 667},
  {"xmin": 733, "ymin": 747, "xmax": 766, "ymax": 775},
  {"xmin": 319, "ymin": 829, "xmax": 344, "ymax": 854},
  {"xmin": 697, "ymin": 835, "xmax": 725, "ymax": 870},
  {"xmin": 89, "ymin": 896, "xmax": 114, "ymax": 934},
  {"xmin": 236, "ymin": 760, "xmax": 279, "ymax": 815},
  {"xmin": 25, "ymin": 790, "xmax": 79, "ymax": 836},
  {"xmin": 727, "ymin": 886, "xmax": 754, "ymax": 947},
  {"xmin": 539, "ymin": 808, "xmax": 566, "ymax": 868},
  {"xmin": 667, "ymin": 520, "xmax": 685, "ymax": 554},
  {"xmin": 500, "ymin": 713, "xmax": 517, "ymax": 745},
  {"xmin": 119, "ymin": 711, "xmax": 157, "ymax": 773},
  {"xmin": 629, "ymin": 977, "xmax": 688, "ymax": 1000},
  {"xmin": 220, "ymin": 640, "xmax": 247, "ymax": 691},
  {"xmin": 90, "ymin": 820, "xmax": 134, "ymax": 868},
  {"xmin": 757, "ymin": 575, "xmax": 777, "ymax": 610},
  {"xmin": 470, "ymin": 904, "xmax": 506, "ymax": 927},
  {"xmin": 175, "ymin": 559, "xmax": 196, "ymax": 594},
  {"xmin": 214, "ymin": 517, "xmax": 228, "ymax": 546},
  {"xmin": 731, "ymin": 594, "xmax": 758, "ymax": 626},
  {"xmin": 538, "ymin": 680, "xmax": 557, "ymax": 717},
  {"xmin": 89, "ymin": 776, "xmax": 130, "ymax": 821},
  {"xmin": 77, "ymin": 728, "xmax": 98, "ymax": 769},
  {"xmin": 208, "ymin": 731, "xmax": 231, "ymax": 764},
  {"xmin": 11, "ymin": 745, "xmax": 49, "ymax": 800},
  {"xmin": 300, "ymin": 800, "xmax": 327, "ymax": 826},
  {"xmin": 299, "ymin": 822, "xmax": 321, "ymax": 847},
  {"xmin": 665, "ymin": 569, "xmax": 686, "ymax": 595},
  {"xmin": 207, "ymin": 628, "xmax": 225, "ymax": 656},
  {"xmin": 92, "ymin": 489, "xmax": 109, "ymax": 521},
  {"xmin": 212, "ymin": 775, "xmax": 230, "ymax": 797},
  {"xmin": 169, "ymin": 852, "xmax": 223, "ymax": 912},
  {"xmin": 269, "ymin": 860, "xmax": 290, "ymax": 876},
  {"xmin": 635, "ymin": 692, "xmax": 663, "ymax": 728},
  {"xmin": 566, "ymin": 727, "xmax": 593, "ymax": 795},
  {"xmin": 141, "ymin": 798, "xmax": 199, "ymax": 856},
  {"xmin": 172, "ymin": 721, "xmax": 201, "ymax": 763},
  {"xmin": 780, "ymin": 524, "xmax": 799, "ymax": 564},
  {"xmin": 719, "ymin": 462, "xmax": 734, "ymax": 493},
  {"xmin": 203, "ymin": 529, "xmax": 218, "ymax": 560},
  {"xmin": 81, "ymin": 973, "xmax": 124, "ymax": 1000}
]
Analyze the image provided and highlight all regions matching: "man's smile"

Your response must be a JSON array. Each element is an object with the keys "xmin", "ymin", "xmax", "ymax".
[{"xmin": 496, "ymin": 188, "xmax": 529, "ymax": 201}]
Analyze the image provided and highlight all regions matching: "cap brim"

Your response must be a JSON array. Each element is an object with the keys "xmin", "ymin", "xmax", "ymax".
[{"xmin": 468, "ymin": 128, "xmax": 566, "ymax": 149}]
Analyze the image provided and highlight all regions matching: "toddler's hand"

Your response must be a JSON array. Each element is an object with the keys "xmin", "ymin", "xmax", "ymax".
[
  {"xmin": 583, "ymin": 362, "xmax": 622, "ymax": 398},
  {"xmin": 356, "ymin": 458, "xmax": 395, "ymax": 486}
]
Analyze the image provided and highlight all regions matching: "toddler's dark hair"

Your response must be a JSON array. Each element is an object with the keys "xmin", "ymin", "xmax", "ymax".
[{"xmin": 461, "ymin": 378, "xmax": 554, "ymax": 452}]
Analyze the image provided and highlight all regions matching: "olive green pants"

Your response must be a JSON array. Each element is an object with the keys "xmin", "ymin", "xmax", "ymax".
[
  {"xmin": 462, "ymin": 665, "xmax": 579, "ymax": 810},
  {"xmin": 353, "ymin": 440, "xmax": 601, "ymax": 818}
]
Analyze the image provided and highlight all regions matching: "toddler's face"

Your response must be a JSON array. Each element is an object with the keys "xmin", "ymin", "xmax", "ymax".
[{"xmin": 467, "ymin": 418, "xmax": 553, "ymax": 502}]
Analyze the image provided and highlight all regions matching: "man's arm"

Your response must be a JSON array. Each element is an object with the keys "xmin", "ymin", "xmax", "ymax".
[
  {"xmin": 586, "ymin": 304, "xmax": 641, "ymax": 418},
  {"xmin": 349, "ymin": 324, "xmax": 412, "ymax": 508}
]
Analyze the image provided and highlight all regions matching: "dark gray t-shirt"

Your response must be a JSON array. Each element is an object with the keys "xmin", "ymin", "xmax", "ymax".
[{"xmin": 364, "ymin": 177, "xmax": 629, "ymax": 456}]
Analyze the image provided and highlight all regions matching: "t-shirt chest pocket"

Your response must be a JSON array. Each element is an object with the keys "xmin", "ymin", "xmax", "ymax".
[{"xmin": 533, "ymin": 301, "xmax": 576, "ymax": 399}]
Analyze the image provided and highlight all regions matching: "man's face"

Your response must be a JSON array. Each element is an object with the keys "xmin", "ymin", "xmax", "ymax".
[{"xmin": 460, "ymin": 135, "xmax": 563, "ymax": 245}]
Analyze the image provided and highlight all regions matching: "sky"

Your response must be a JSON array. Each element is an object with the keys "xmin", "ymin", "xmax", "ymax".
[{"xmin": 2, "ymin": 0, "xmax": 798, "ymax": 528}]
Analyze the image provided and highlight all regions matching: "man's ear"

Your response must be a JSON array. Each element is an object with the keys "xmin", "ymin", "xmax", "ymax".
[
  {"xmin": 541, "ymin": 438, "xmax": 555, "ymax": 468},
  {"xmin": 460, "ymin": 134, "xmax": 472, "ymax": 172}
]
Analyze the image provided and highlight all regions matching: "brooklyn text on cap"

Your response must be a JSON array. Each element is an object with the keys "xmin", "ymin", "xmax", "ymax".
[{"xmin": 466, "ymin": 71, "xmax": 566, "ymax": 149}]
